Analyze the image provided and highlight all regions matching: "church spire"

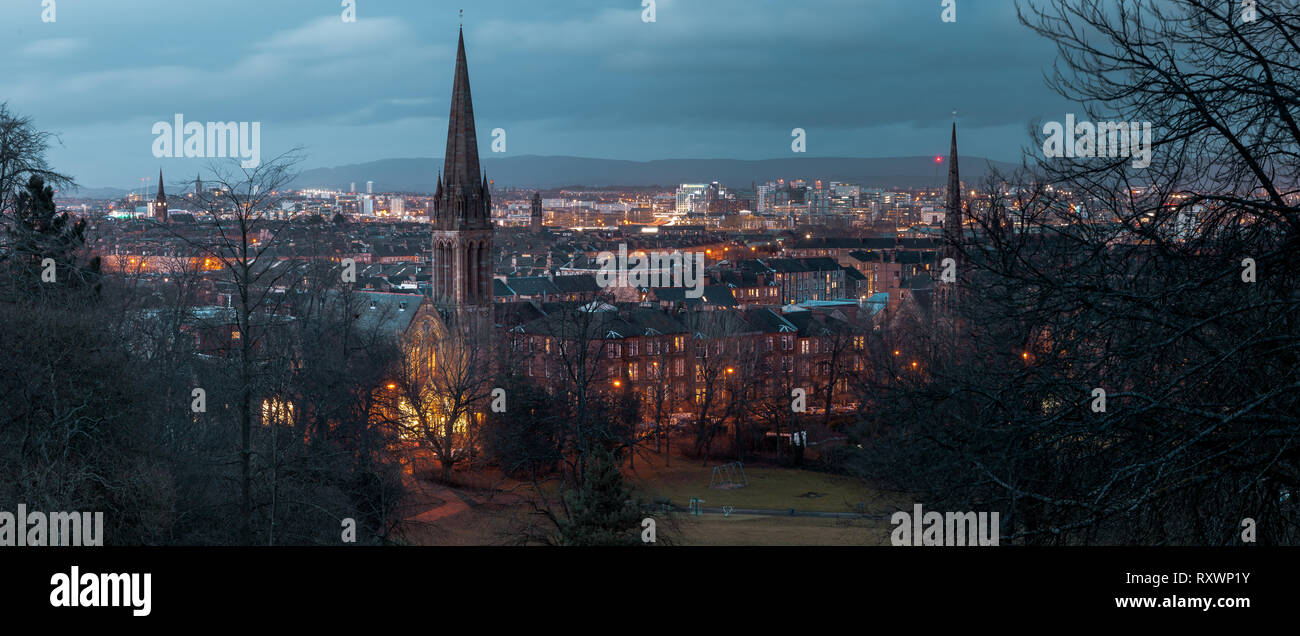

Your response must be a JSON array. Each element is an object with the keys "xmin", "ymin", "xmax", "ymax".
[
  {"xmin": 936, "ymin": 115, "xmax": 964, "ymax": 320},
  {"xmin": 431, "ymin": 23, "xmax": 494, "ymax": 311},
  {"xmin": 943, "ymin": 116, "xmax": 962, "ymax": 257},
  {"xmin": 441, "ymin": 27, "xmax": 482, "ymax": 200},
  {"xmin": 154, "ymin": 169, "xmax": 169, "ymax": 223}
]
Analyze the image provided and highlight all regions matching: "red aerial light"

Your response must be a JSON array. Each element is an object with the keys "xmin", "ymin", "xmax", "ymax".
[{"xmin": 934, "ymin": 156, "xmax": 943, "ymax": 164}]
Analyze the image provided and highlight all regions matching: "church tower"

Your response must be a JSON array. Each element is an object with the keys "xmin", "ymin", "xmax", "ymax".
[
  {"xmin": 431, "ymin": 27, "xmax": 494, "ymax": 310},
  {"xmin": 530, "ymin": 192, "xmax": 543, "ymax": 233},
  {"xmin": 154, "ymin": 169, "xmax": 168, "ymax": 223}
]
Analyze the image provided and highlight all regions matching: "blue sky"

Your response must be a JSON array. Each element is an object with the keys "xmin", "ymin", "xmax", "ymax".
[{"xmin": 0, "ymin": 0, "xmax": 1075, "ymax": 189}]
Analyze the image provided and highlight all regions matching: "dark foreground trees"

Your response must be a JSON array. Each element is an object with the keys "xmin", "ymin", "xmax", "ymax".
[
  {"xmin": 842, "ymin": 0, "xmax": 1300, "ymax": 545},
  {"xmin": 0, "ymin": 106, "xmax": 409, "ymax": 544}
]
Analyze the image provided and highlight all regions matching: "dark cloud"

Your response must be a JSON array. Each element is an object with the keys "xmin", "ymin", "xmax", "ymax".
[{"xmin": 0, "ymin": 0, "xmax": 1074, "ymax": 188}]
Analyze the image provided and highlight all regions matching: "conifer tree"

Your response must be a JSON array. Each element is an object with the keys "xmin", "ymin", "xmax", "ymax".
[
  {"xmin": 3, "ymin": 174, "xmax": 99, "ymax": 300},
  {"xmin": 558, "ymin": 446, "xmax": 643, "ymax": 546}
]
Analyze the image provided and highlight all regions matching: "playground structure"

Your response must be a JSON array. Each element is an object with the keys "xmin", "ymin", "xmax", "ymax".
[{"xmin": 708, "ymin": 461, "xmax": 749, "ymax": 489}]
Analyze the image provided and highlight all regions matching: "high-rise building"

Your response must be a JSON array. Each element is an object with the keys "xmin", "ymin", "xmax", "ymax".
[
  {"xmin": 366, "ymin": 180, "xmax": 374, "ymax": 194},
  {"xmin": 757, "ymin": 183, "xmax": 774, "ymax": 213},
  {"xmin": 431, "ymin": 27, "xmax": 494, "ymax": 311},
  {"xmin": 675, "ymin": 184, "xmax": 708, "ymax": 213}
]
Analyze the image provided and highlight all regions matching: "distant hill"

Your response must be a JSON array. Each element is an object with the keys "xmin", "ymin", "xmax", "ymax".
[
  {"xmin": 63, "ymin": 185, "xmax": 131, "ymax": 199},
  {"xmin": 290, "ymin": 155, "xmax": 1019, "ymax": 192}
]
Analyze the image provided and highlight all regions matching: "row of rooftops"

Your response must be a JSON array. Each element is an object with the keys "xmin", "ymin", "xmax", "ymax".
[
  {"xmin": 740, "ymin": 257, "xmax": 844, "ymax": 274},
  {"xmin": 505, "ymin": 297, "xmax": 886, "ymax": 341},
  {"xmin": 787, "ymin": 236, "xmax": 940, "ymax": 251}
]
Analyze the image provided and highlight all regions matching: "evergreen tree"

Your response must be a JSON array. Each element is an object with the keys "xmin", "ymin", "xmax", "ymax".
[
  {"xmin": 4, "ymin": 174, "xmax": 100, "ymax": 300},
  {"xmin": 558, "ymin": 446, "xmax": 644, "ymax": 546}
]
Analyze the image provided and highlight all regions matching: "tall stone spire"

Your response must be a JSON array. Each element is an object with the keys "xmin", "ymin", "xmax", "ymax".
[
  {"xmin": 936, "ymin": 116, "xmax": 963, "ymax": 320},
  {"xmin": 943, "ymin": 117, "xmax": 962, "ymax": 258},
  {"xmin": 155, "ymin": 169, "xmax": 168, "ymax": 223},
  {"xmin": 432, "ymin": 25, "xmax": 494, "ymax": 310},
  {"xmin": 433, "ymin": 27, "xmax": 490, "ymax": 231}
]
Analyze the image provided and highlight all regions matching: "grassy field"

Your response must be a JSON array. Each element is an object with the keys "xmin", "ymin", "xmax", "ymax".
[
  {"xmin": 625, "ymin": 451, "xmax": 901, "ymax": 515},
  {"xmin": 395, "ymin": 450, "xmax": 903, "ymax": 545},
  {"xmin": 672, "ymin": 515, "xmax": 891, "ymax": 546}
]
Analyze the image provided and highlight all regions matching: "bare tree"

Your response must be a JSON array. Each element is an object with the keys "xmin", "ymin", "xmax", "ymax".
[
  {"xmin": 847, "ymin": 0, "xmax": 1300, "ymax": 545},
  {"xmin": 174, "ymin": 150, "xmax": 304, "ymax": 543},
  {"xmin": 388, "ymin": 312, "xmax": 497, "ymax": 482},
  {"xmin": 0, "ymin": 102, "xmax": 73, "ymax": 219}
]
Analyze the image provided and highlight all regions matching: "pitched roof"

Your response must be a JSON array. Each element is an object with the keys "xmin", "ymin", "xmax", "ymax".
[
  {"xmin": 354, "ymin": 291, "xmax": 421, "ymax": 337},
  {"xmin": 505, "ymin": 276, "xmax": 561, "ymax": 297},
  {"xmin": 742, "ymin": 307, "xmax": 798, "ymax": 333},
  {"xmin": 551, "ymin": 273, "xmax": 600, "ymax": 294}
]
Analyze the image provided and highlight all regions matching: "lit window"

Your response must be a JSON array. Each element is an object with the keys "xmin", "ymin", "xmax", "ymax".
[{"xmin": 261, "ymin": 398, "xmax": 294, "ymax": 426}]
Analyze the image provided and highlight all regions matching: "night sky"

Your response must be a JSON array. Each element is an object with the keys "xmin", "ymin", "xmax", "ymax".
[{"xmin": 0, "ymin": 0, "xmax": 1077, "ymax": 189}]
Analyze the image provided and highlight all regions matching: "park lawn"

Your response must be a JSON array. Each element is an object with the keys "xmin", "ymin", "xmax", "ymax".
[
  {"xmin": 673, "ymin": 515, "xmax": 891, "ymax": 546},
  {"xmin": 626, "ymin": 453, "xmax": 901, "ymax": 514}
]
